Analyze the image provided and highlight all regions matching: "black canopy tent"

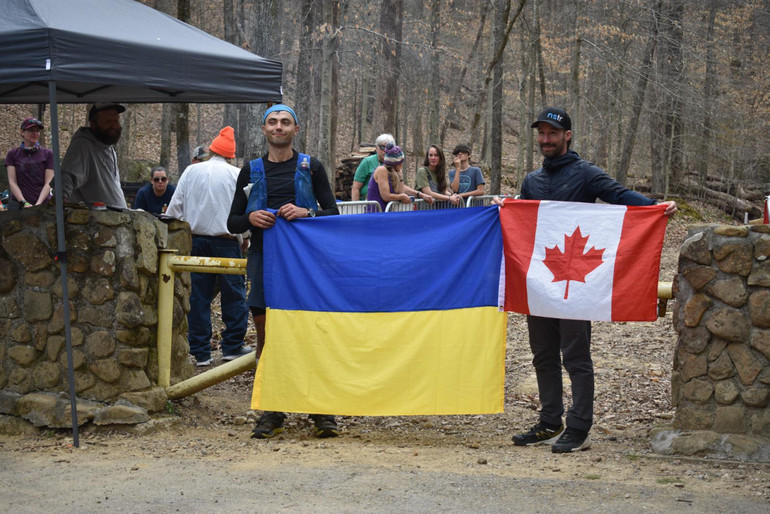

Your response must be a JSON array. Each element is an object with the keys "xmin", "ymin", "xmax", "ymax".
[{"xmin": 0, "ymin": 0, "xmax": 283, "ymax": 446}]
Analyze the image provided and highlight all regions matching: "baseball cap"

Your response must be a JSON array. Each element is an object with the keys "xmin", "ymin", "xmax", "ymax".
[
  {"xmin": 531, "ymin": 107, "xmax": 571, "ymax": 131},
  {"xmin": 192, "ymin": 145, "xmax": 209, "ymax": 161},
  {"xmin": 88, "ymin": 102, "xmax": 126, "ymax": 121},
  {"xmin": 21, "ymin": 117, "xmax": 44, "ymax": 130}
]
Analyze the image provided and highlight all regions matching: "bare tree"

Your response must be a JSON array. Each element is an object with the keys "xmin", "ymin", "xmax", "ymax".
[
  {"xmin": 295, "ymin": 0, "xmax": 315, "ymax": 153},
  {"xmin": 377, "ymin": 0, "xmax": 403, "ymax": 135},
  {"xmin": 243, "ymin": 0, "xmax": 280, "ymax": 161},
  {"xmin": 175, "ymin": 0, "xmax": 191, "ymax": 171},
  {"xmin": 428, "ymin": 0, "xmax": 441, "ymax": 143},
  {"xmin": 318, "ymin": 1, "xmax": 336, "ymax": 176},
  {"xmin": 613, "ymin": 0, "xmax": 661, "ymax": 186},
  {"xmin": 439, "ymin": 3, "xmax": 490, "ymax": 146},
  {"xmin": 468, "ymin": 0, "xmax": 527, "ymax": 150},
  {"xmin": 489, "ymin": 0, "xmax": 506, "ymax": 194},
  {"xmin": 695, "ymin": 0, "xmax": 718, "ymax": 188}
]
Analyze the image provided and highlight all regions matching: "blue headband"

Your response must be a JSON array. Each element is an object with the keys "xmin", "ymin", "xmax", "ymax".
[{"xmin": 263, "ymin": 104, "xmax": 298, "ymax": 125}]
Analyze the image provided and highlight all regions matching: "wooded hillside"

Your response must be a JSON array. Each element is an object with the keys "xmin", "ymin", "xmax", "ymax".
[{"xmin": 3, "ymin": 0, "xmax": 768, "ymax": 218}]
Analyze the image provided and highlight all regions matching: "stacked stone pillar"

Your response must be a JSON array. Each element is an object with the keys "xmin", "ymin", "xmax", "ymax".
[
  {"xmin": 664, "ymin": 224, "xmax": 770, "ymax": 460},
  {"xmin": 0, "ymin": 206, "xmax": 194, "ymax": 428}
]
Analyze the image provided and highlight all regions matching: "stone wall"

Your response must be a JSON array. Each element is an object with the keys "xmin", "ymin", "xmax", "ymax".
[
  {"xmin": 655, "ymin": 224, "xmax": 770, "ymax": 461},
  {"xmin": 0, "ymin": 206, "xmax": 194, "ymax": 427}
]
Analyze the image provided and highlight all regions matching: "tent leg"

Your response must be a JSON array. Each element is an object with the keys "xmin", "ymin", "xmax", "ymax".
[{"xmin": 49, "ymin": 80, "xmax": 79, "ymax": 447}]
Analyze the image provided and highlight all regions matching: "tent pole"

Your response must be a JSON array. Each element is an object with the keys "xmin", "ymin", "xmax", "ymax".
[{"xmin": 48, "ymin": 81, "xmax": 79, "ymax": 448}]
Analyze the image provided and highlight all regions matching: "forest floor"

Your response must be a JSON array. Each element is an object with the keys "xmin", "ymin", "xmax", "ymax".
[{"xmin": 1, "ymin": 201, "xmax": 769, "ymax": 512}]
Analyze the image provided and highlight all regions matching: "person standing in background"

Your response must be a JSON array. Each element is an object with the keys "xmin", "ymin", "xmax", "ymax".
[
  {"xmin": 166, "ymin": 126, "xmax": 252, "ymax": 367},
  {"xmin": 5, "ymin": 117, "xmax": 54, "ymax": 209},
  {"xmin": 132, "ymin": 166, "xmax": 175, "ymax": 214},
  {"xmin": 448, "ymin": 144, "xmax": 485, "ymax": 200}
]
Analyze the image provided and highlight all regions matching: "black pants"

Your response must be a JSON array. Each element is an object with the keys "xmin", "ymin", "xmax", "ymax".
[{"xmin": 527, "ymin": 315, "xmax": 594, "ymax": 432}]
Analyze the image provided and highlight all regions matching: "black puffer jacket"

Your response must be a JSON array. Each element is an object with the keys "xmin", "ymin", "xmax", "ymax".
[{"xmin": 520, "ymin": 150, "xmax": 655, "ymax": 206}]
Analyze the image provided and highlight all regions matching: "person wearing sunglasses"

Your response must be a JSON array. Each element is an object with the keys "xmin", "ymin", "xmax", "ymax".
[
  {"xmin": 351, "ymin": 133, "xmax": 395, "ymax": 201},
  {"xmin": 132, "ymin": 165, "xmax": 176, "ymax": 215}
]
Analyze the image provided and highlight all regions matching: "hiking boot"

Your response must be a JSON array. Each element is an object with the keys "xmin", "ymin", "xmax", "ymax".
[
  {"xmin": 551, "ymin": 427, "xmax": 591, "ymax": 453},
  {"xmin": 251, "ymin": 411, "xmax": 286, "ymax": 439},
  {"xmin": 512, "ymin": 421, "xmax": 564, "ymax": 446},
  {"xmin": 222, "ymin": 345, "xmax": 254, "ymax": 362},
  {"xmin": 309, "ymin": 414, "xmax": 340, "ymax": 438}
]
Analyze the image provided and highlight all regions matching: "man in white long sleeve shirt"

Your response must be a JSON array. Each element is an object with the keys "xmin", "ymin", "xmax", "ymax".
[{"xmin": 166, "ymin": 126, "xmax": 251, "ymax": 366}]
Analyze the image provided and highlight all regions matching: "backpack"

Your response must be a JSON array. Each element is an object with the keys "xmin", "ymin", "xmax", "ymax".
[{"xmin": 246, "ymin": 153, "xmax": 318, "ymax": 213}]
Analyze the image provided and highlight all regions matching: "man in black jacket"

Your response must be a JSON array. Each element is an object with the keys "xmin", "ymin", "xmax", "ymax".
[
  {"xmin": 227, "ymin": 104, "xmax": 340, "ymax": 440},
  {"xmin": 511, "ymin": 107, "xmax": 677, "ymax": 453}
]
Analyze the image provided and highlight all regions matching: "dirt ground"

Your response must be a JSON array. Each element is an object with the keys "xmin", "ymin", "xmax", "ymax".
[{"xmin": 1, "ymin": 203, "xmax": 769, "ymax": 512}]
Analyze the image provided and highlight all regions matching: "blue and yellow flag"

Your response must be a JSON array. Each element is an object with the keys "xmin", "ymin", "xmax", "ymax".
[{"xmin": 251, "ymin": 206, "xmax": 507, "ymax": 415}]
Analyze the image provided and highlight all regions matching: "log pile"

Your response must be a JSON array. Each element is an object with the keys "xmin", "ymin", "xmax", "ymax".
[
  {"xmin": 682, "ymin": 175, "xmax": 764, "ymax": 221},
  {"xmin": 334, "ymin": 144, "xmax": 376, "ymax": 201}
]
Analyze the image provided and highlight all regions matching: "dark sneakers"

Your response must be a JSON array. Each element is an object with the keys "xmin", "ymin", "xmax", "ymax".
[
  {"xmin": 512, "ymin": 421, "xmax": 564, "ymax": 446},
  {"xmin": 309, "ymin": 414, "xmax": 340, "ymax": 438},
  {"xmin": 222, "ymin": 345, "xmax": 254, "ymax": 362},
  {"xmin": 551, "ymin": 426, "xmax": 591, "ymax": 453},
  {"xmin": 251, "ymin": 411, "xmax": 286, "ymax": 439}
]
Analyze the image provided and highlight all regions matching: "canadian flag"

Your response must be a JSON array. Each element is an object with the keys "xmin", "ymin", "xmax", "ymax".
[{"xmin": 499, "ymin": 200, "xmax": 668, "ymax": 321}]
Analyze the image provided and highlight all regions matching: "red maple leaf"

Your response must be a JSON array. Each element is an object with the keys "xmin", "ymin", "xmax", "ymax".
[{"xmin": 542, "ymin": 227, "xmax": 605, "ymax": 300}]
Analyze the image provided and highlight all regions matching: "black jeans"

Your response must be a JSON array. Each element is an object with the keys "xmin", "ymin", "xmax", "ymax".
[{"xmin": 527, "ymin": 315, "xmax": 594, "ymax": 432}]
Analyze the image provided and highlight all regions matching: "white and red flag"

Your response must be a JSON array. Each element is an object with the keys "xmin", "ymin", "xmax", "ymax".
[{"xmin": 499, "ymin": 199, "xmax": 668, "ymax": 321}]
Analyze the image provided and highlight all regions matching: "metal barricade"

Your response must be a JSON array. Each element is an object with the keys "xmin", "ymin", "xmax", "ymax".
[
  {"xmin": 385, "ymin": 198, "xmax": 426, "ymax": 212},
  {"xmin": 425, "ymin": 198, "xmax": 465, "ymax": 210},
  {"xmin": 337, "ymin": 200, "xmax": 382, "ymax": 214},
  {"xmin": 466, "ymin": 195, "xmax": 514, "ymax": 207}
]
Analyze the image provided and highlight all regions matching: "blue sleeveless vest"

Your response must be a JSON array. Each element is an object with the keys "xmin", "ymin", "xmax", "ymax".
[{"xmin": 246, "ymin": 153, "xmax": 318, "ymax": 213}]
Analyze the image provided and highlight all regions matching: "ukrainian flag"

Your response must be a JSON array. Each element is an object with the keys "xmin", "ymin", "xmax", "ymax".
[{"xmin": 251, "ymin": 206, "xmax": 507, "ymax": 415}]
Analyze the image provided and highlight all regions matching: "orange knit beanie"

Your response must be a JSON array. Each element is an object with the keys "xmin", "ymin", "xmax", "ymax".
[{"xmin": 209, "ymin": 126, "xmax": 236, "ymax": 159}]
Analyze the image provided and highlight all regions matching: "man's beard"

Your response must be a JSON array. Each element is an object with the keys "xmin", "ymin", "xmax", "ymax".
[{"xmin": 92, "ymin": 126, "xmax": 121, "ymax": 146}]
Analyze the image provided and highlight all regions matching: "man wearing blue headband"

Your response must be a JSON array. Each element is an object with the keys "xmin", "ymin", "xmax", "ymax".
[{"xmin": 228, "ymin": 104, "xmax": 340, "ymax": 440}]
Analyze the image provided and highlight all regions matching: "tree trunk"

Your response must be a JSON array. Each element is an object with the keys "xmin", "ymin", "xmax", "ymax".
[
  {"xmin": 160, "ymin": 104, "xmax": 172, "ymax": 170},
  {"xmin": 378, "ymin": 0, "xmax": 403, "ymax": 135},
  {"xmin": 490, "ymin": 0, "xmax": 506, "ymax": 195},
  {"xmin": 318, "ymin": 1, "xmax": 335, "ymax": 179},
  {"xmin": 428, "ymin": 0, "xmax": 441, "ymax": 143},
  {"xmin": 412, "ymin": 89, "xmax": 424, "ymax": 167},
  {"xmin": 526, "ymin": 27, "xmax": 536, "ymax": 175},
  {"xmin": 533, "ymin": 0, "xmax": 546, "ymax": 105},
  {"xmin": 613, "ymin": 0, "xmax": 661, "ymax": 186},
  {"xmin": 438, "ymin": 3, "xmax": 489, "ymax": 146},
  {"xmin": 175, "ymin": 0, "xmax": 191, "ymax": 171},
  {"xmin": 243, "ymin": 0, "xmax": 279, "ymax": 161},
  {"xmin": 116, "ymin": 108, "xmax": 132, "ymax": 180},
  {"xmin": 568, "ymin": 2, "xmax": 582, "ymax": 147},
  {"xmin": 223, "ymin": 0, "xmax": 240, "ymax": 140},
  {"xmin": 696, "ymin": 0, "xmax": 718, "ymax": 187},
  {"xmin": 469, "ymin": 0, "xmax": 527, "ymax": 149},
  {"xmin": 295, "ymin": 0, "xmax": 315, "ymax": 153},
  {"xmin": 516, "ymin": 29, "xmax": 528, "ymax": 188}
]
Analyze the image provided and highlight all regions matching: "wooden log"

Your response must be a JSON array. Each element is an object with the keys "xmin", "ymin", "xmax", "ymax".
[{"xmin": 682, "ymin": 177, "xmax": 762, "ymax": 220}]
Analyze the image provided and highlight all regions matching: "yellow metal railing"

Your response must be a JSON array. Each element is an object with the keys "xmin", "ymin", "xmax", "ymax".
[
  {"xmin": 155, "ymin": 247, "xmax": 675, "ymax": 393},
  {"xmin": 157, "ymin": 250, "xmax": 247, "ymax": 388}
]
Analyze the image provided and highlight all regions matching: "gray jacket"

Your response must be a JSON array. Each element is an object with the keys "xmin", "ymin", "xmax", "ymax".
[{"xmin": 60, "ymin": 127, "xmax": 127, "ymax": 208}]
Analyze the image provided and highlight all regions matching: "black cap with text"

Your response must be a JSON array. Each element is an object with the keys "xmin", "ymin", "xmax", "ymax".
[{"xmin": 531, "ymin": 107, "xmax": 571, "ymax": 131}]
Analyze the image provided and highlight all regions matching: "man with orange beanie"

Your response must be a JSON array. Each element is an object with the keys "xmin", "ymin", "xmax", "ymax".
[{"xmin": 166, "ymin": 126, "xmax": 252, "ymax": 366}]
